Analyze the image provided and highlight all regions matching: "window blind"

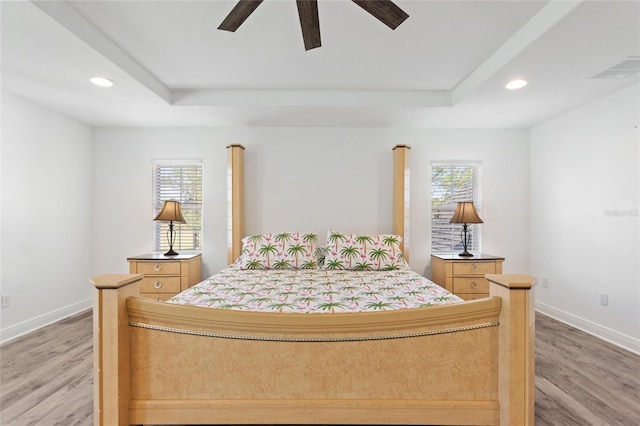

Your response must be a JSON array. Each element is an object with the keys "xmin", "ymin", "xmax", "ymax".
[
  {"xmin": 431, "ymin": 163, "xmax": 482, "ymax": 253},
  {"xmin": 153, "ymin": 161, "xmax": 203, "ymax": 252}
]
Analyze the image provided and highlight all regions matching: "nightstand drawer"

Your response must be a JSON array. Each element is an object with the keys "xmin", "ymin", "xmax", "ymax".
[
  {"xmin": 457, "ymin": 293, "xmax": 488, "ymax": 301},
  {"xmin": 136, "ymin": 261, "xmax": 181, "ymax": 275},
  {"xmin": 452, "ymin": 262, "xmax": 496, "ymax": 275},
  {"xmin": 140, "ymin": 293, "xmax": 175, "ymax": 302},
  {"xmin": 453, "ymin": 277, "xmax": 488, "ymax": 293},
  {"xmin": 140, "ymin": 276, "xmax": 181, "ymax": 293}
]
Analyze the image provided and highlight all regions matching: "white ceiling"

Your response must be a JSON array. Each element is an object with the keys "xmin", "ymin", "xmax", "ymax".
[{"xmin": 1, "ymin": 0, "xmax": 639, "ymax": 128}]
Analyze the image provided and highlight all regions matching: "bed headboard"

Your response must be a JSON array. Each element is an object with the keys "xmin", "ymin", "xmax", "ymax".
[{"xmin": 226, "ymin": 144, "xmax": 411, "ymax": 265}]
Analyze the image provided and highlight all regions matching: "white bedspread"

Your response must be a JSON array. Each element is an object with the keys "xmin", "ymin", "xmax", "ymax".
[{"xmin": 168, "ymin": 266, "xmax": 462, "ymax": 313}]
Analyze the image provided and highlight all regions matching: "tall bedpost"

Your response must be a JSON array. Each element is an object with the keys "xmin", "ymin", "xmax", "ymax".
[
  {"xmin": 227, "ymin": 144, "xmax": 245, "ymax": 265},
  {"xmin": 92, "ymin": 274, "xmax": 142, "ymax": 426},
  {"xmin": 393, "ymin": 144, "xmax": 411, "ymax": 261},
  {"xmin": 487, "ymin": 274, "xmax": 536, "ymax": 426}
]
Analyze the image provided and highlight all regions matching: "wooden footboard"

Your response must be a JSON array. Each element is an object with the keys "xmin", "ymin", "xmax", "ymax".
[{"xmin": 92, "ymin": 274, "xmax": 535, "ymax": 426}]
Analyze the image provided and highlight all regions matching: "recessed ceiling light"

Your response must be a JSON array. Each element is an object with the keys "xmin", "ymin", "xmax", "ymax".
[
  {"xmin": 506, "ymin": 79, "xmax": 527, "ymax": 90},
  {"xmin": 90, "ymin": 76, "xmax": 114, "ymax": 87}
]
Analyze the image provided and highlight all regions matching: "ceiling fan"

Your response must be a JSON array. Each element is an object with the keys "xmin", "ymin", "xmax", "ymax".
[{"xmin": 218, "ymin": 0, "xmax": 409, "ymax": 51}]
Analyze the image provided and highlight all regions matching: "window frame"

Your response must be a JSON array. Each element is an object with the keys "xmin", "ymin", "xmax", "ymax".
[
  {"xmin": 152, "ymin": 159, "xmax": 203, "ymax": 253},
  {"xmin": 430, "ymin": 161, "xmax": 483, "ymax": 253}
]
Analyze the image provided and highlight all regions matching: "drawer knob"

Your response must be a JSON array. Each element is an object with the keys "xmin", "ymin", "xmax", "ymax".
[
  {"xmin": 471, "ymin": 281, "xmax": 478, "ymax": 289},
  {"xmin": 472, "ymin": 264, "xmax": 479, "ymax": 272},
  {"xmin": 154, "ymin": 281, "xmax": 162, "ymax": 289},
  {"xmin": 154, "ymin": 263, "xmax": 162, "ymax": 271},
  {"xmin": 155, "ymin": 297, "xmax": 163, "ymax": 302}
]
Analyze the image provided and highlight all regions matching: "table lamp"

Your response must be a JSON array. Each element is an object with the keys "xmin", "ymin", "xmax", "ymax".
[
  {"xmin": 154, "ymin": 200, "xmax": 186, "ymax": 256},
  {"xmin": 449, "ymin": 201, "xmax": 483, "ymax": 257}
]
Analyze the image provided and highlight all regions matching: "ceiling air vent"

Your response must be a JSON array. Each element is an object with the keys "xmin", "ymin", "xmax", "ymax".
[{"xmin": 591, "ymin": 56, "xmax": 640, "ymax": 79}]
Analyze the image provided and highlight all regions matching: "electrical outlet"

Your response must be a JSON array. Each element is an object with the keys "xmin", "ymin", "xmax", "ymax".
[
  {"xmin": 600, "ymin": 293, "xmax": 609, "ymax": 306},
  {"xmin": 542, "ymin": 277, "xmax": 550, "ymax": 288},
  {"xmin": 1, "ymin": 294, "xmax": 10, "ymax": 308}
]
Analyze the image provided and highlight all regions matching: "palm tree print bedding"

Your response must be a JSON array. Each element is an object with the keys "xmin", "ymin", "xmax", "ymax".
[{"xmin": 168, "ymin": 267, "xmax": 463, "ymax": 313}]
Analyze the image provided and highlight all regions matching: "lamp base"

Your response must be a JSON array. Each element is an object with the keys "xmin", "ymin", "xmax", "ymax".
[
  {"xmin": 164, "ymin": 248, "xmax": 179, "ymax": 256},
  {"xmin": 457, "ymin": 224, "xmax": 474, "ymax": 257}
]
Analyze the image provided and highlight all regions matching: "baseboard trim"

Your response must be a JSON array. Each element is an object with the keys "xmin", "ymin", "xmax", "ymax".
[
  {"xmin": 0, "ymin": 298, "xmax": 92, "ymax": 345},
  {"xmin": 536, "ymin": 302, "xmax": 640, "ymax": 356}
]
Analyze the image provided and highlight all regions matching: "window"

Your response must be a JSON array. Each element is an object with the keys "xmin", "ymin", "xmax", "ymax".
[
  {"xmin": 431, "ymin": 162, "xmax": 482, "ymax": 253},
  {"xmin": 153, "ymin": 161, "xmax": 203, "ymax": 252}
]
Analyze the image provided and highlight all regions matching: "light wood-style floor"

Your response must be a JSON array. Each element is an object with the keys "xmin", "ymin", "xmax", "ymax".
[{"xmin": 1, "ymin": 310, "xmax": 639, "ymax": 425}]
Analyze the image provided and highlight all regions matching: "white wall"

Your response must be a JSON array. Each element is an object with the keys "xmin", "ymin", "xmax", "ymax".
[
  {"xmin": 93, "ymin": 127, "xmax": 529, "ymax": 281},
  {"xmin": 408, "ymin": 129, "xmax": 530, "ymax": 277},
  {"xmin": 92, "ymin": 128, "xmax": 236, "ymax": 278},
  {"xmin": 530, "ymin": 84, "xmax": 640, "ymax": 353},
  {"xmin": 0, "ymin": 92, "xmax": 93, "ymax": 342}
]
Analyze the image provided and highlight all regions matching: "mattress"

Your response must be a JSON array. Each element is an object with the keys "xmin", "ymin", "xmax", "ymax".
[{"xmin": 168, "ymin": 265, "xmax": 463, "ymax": 313}]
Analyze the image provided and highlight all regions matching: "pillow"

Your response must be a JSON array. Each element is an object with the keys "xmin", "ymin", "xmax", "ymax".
[
  {"xmin": 323, "ymin": 230, "xmax": 408, "ymax": 271},
  {"xmin": 239, "ymin": 232, "xmax": 318, "ymax": 270}
]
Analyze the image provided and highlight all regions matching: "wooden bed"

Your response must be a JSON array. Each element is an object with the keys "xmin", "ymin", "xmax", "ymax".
[{"xmin": 92, "ymin": 145, "xmax": 536, "ymax": 425}]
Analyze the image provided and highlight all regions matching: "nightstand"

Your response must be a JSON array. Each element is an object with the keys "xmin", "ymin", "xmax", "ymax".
[
  {"xmin": 431, "ymin": 253, "xmax": 505, "ymax": 300},
  {"xmin": 127, "ymin": 253, "xmax": 202, "ymax": 301}
]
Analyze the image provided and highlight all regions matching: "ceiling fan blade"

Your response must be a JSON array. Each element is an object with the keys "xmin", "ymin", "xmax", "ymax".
[
  {"xmin": 218, "ymin": 0, "xmax": 264, "ymax": 32},
  {"xmin": 296, "ymin": 0, "xmax": 321, "ymax": 51},
  {"xmin": 351, "ymin": 0, "xmax": 409, "ymax": 30}
]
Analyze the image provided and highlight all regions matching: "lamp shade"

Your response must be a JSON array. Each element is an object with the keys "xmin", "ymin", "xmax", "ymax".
[
  {"xmin": 449, "ymin": 201, "xmax": 483, "ymax": 224},
  {"xmin": 154, "ymin": 200, "xmax": 186, "ymax": 223}
]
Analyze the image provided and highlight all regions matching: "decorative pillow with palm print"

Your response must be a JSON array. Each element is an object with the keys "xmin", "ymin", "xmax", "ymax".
[
  {"xmin": 323, "ymin": 230, "xmax": 408, "ymax": 271},
  {"xmin": 239, "ymin": 232, "xmax": 319, "ymax": 269}
]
